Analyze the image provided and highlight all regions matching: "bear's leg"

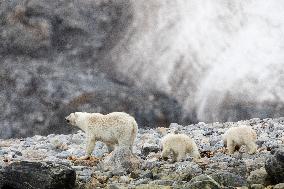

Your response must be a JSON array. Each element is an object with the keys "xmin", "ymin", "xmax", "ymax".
[
  {"xmin": 176, "ymin": 150, "xmax": 186, "ymax": 162},
  {"xmin": 129, "ymin": 141, "xmax": 135, "ymax": 152},
  {"xmin": 223, "ymin": 138, "xmax": 227, "ymax": 147},
  {"xmin": 190, "ymin": 149, "xmax": 201, "ymax": 159},
  {"xmin": 161, "ymin": 148, "xmax": 171, "ymax": 160},
  {"xmin": 246, "ymin": 141, "xmax": 257, "ymax": 154},
  {"xmin": 188, "ymin": 143, "xmax": 201, "ymax": 159},
  {"xmin": 129, "ymin": 127, "xmax": 137, "ymax": 153},
  {"xmin": 80, "ymin": 137, "xmax": 96, "ymax": 160},
  {"xmin": 227, "ymin": 139, "xmax": 235, "ymax": 154},
  {"xmin": 172, "ymin": 151, "xmax": 179, "ymax": 162}
]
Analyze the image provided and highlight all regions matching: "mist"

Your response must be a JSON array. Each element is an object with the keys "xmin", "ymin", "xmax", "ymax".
[{"xmin": 108, "ymin": 0, "xmax": 284, "ymax": 122}]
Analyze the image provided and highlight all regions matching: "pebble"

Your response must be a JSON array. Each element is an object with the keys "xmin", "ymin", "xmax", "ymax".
[
  {"xmin": 56, "ymin": 151, "xmax": 71, "ymax": 159},
  {"xmin": 0, "ymin": 149, "xmax": 8, "ymax": 156},
  {"xmin": 119, "ymin": 176, "xmax": 131, "ymax": 183}
]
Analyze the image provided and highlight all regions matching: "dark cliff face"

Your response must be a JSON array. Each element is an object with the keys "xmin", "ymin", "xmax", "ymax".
[
  {"xmin": 0, "ymin": 0, "xmax": 186, "ymax": 138},
  {"xmin": 0, "ymin": 0, "xmax": 283, "ymax": 138}
]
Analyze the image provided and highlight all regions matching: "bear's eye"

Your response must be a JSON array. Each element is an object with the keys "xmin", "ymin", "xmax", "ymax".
[{"xmin": 65, "ymin": 118, "xmax": 70, "ymax": 123}]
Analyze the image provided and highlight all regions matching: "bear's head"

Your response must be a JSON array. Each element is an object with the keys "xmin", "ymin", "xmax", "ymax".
[
  {"xmin": 65, "ymin": 113, "xmax": 77, "ymax": 126},
  {"xmin": 65, "ymin": 112, "xmax": 88, "ymax": 126},
  {"xmin": 65, "ymin": 112, "xmax": 91, "ymax": 131}
]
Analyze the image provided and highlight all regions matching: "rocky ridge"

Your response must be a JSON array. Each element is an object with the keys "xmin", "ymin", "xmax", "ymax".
[{"xmin": 0, "ymin": 117, "xmax": 283, "ymax": 188}]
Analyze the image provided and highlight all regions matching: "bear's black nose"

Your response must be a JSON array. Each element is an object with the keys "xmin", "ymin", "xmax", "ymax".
[{"xmin": 65, "ymin": 118, "xmax": 70, "ymax": 123}]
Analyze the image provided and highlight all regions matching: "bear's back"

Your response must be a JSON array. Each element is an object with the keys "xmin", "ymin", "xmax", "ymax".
[
  {"xmin": 224, "ymin": 126, "xmax": 256, "ymax": 142},
  {"xmin": 162, "ymin": 134, "xmax": 192, "ymax": 147}
]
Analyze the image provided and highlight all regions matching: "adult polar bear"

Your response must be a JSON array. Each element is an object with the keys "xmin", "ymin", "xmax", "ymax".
[{"xmin": 65, "ymin": 112, "xmax": 138, "ymax": 159}]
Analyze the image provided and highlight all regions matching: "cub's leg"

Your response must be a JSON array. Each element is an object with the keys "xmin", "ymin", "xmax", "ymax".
[
  {"xmin": 227, "ymin": 139, "xmax": 235, "ymax": 154},
  {"xmin": 172, "ymin": 151, "xmax": 179, "ymax": 162},
  {"xmin": 161, "ymin": 148, "xmax": 171, "ymax": 160},
  {"xmin": 246, "ymin": 141, "xmax": 257, "ymax": 154},
  {"xmin": 176, "ymin": 149, "xmax": 186, "ymax": 162}
]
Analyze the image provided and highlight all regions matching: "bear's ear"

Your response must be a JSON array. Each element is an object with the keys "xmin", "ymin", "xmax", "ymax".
[{"xmin": 74, "ymin": 112, "xmax": 79, "ymax": 118}]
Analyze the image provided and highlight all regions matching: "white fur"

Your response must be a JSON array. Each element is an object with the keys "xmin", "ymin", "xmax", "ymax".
[
  {"xmin": 161, "ymin": 133, "xmax": 200, "ymax": 162},
  {"xmin": 222, "ymin": 126, "xmax": 257, "ymax": 154},
  {"xmin": 65, "ymin": 112, "xmax": 138, "ymax": 158}
]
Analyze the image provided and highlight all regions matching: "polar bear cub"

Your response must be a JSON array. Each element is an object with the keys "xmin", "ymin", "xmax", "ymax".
[
  {"xmin": 161, "ymin": 133, "xmax": 200, "ymax": 162},
  {"xmin": 65, "ymin": 112, "xmax": 138, "ymax": 159},
  {"xmin": 222, "ymin": 126, "xmax": 257, "ymax": 154}
]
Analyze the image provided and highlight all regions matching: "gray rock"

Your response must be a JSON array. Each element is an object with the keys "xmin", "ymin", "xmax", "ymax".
[
  {"xmin": 93, "ymin": 141, "xmax": 109, "ymax": 158},
  {"xmin": 56, "ymin": 151, "xmax": 71, "ymax": 159},
  {"xmin": 108, "ymin": 184, "xmax": 121, "ymax": 189},
  {"xmin": 135, "ymin": 178, "xmax": 152, "ymax": 185},
  {"xmin": 141, "ymin": 171, "xmax": 153, "ymax": 179},
  {"xmin": 247, "ymin": 167, "xmax": 269, "ymax": 185},
  {"xmin": 175, "ymin": 161, "xmax": 202, "ymax": 178},
  {"xmin": 72, "ymin": 166, "xmax": 86, "ymax": 171},
  {"xmin": 142, "ymin": 160, "xmax": 162, "ymax": 170},
  {"xmin": 141, "ymin": 143, "xmax": 160, "ymax": 157},
  {"xmin": 80, "ymin": 169, "xmax": 93, "ymax": 177},
  {"xmin": 77, "ymin": 175, "xmax": 91, "ymax": 182},
  {"xmin": 0, "ymin": 150, "xmax": 8, "ymax": 156},
  {"xmin": 184, "ymin": 174, "xmax": 221, "ymax": 189},
  {"xmin": 102, "ymin": 146, "xmax": 141, "ymax": 174}
]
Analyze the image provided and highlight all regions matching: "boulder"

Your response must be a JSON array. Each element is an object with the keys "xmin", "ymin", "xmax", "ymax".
[
  {"xmin": 0, "ymin": 161, "xmax": 76, "ymax": 189},
  {"xmin": 265, "ymin": 147, "xmax": 284, "ymax": 184},
  {"xmin": 210, "ymin": 171, "xmax": 247, "ymax": 187},
  {"xmin": 102, "ymin": 147, "xmax": 141, "ymax": 174},
  {"xmin": 247, "ymin": 167, "xmax": 269, "ymax": 186},
  {"xmin": 184, "ymin": 174, "xmax": 221, "ymax": 189}
]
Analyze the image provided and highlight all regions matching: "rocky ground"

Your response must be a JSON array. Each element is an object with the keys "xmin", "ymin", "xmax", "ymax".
[{"xmin": 0, "ymin": 117, "xmax": 283, "ymax": 188}]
